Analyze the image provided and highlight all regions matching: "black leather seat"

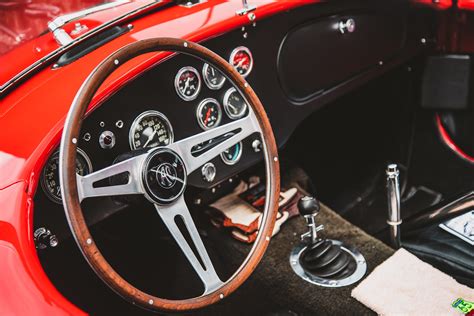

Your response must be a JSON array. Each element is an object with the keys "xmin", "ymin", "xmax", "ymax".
[{"xmin": 403, "ymin": 221, "xmax": 474, "ymax": 287}]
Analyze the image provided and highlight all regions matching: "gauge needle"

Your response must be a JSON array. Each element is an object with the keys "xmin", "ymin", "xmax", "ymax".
[
  {"xmin": 184, "ymin": 77, "xmax": 190, "ymax": 92},
  {"xmin": 227, "ymin": 102, "xmax": 238, "ymax": 112},
  {"xmin": 236, "ymin": 57, "xmax": 248, "ymax": 69},
  {"xmin": 204, "ymin": 108, "xmax": 212, "ymax": 125},
  {"xmin": 143, "ymin": 125, "xmax": 158, "ymax": 148}
]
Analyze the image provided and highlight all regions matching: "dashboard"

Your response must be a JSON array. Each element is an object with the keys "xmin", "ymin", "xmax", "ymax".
[
  {"xmin": 34, "ymin": 0, "xmax": 433, "ymax": 238},
  {"xmin": 40, "ymin": 45, "xmax": 261, "ymax": 205}
]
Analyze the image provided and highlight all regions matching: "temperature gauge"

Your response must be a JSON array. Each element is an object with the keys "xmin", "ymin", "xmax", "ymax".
[
  {"xmin": 196, "ymin": 98, "xmax": 222, "ymax": 130},
  {"xmin": 229, "ymin": 47, "xmax": 253, "ymax": 77},
  {"xmin": 175, "ymin": 66, "xmax": 201, "ymax": 101},
  {"xmin": 223, "ymin": 87, "xmax": 248, "ymax": 119}
]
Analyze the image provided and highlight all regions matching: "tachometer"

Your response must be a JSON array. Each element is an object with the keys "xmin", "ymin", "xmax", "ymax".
[
  {"xmin": 221, "ymin": 142, "xmax": 243, "ymax": 165},
  {"xmin": 41, "ymin": 148, "xmax": 92, "ymax": 204},
  {"xmin": 223, "ymin": 87, "xmax": 248, "ymax": 119},
  {"xmin": 129, "ymin": 110, "xmax": 174, "ymax": 150},
  {"xmin": 175, "ymin": 66, "xmax": 201, "ymax": 101},
  {"xmin": 202, "ymin": 63, "xmax": 226, "ymax": 90},
  {"xmin": 196, "ymin": 98, "xmax": 222, "ymax": 130},
  {"xmin": 229, "ymin": 47, "xmax": 253, "ymax": 77}
]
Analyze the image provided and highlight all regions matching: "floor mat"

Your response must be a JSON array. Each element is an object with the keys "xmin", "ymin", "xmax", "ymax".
[
  {"xmin": 352, "ymin": 248, "xmax": 474, "ymax": 315},
  {"xmin": 201, "ymin": 203, "xmax": 395, "ymax": 315}
]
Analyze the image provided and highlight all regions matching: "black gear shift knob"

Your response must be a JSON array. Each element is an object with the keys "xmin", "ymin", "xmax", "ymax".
[{"xmin": 298, "ymin": 196, "xmax": 320, "ymax": 216}]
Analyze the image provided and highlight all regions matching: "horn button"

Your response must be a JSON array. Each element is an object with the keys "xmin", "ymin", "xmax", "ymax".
[{"xmin": 142, "ymin": 148, "xmax": 187, "ymax": 204}]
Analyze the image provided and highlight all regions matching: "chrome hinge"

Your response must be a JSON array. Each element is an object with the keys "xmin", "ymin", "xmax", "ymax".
[
  {"xmin": 236, "ymin": 0, "xmax": 256, "ymax": 16},
  {"xmin": 48, "ymin": 0, "xmax": 130, "ymax": 46}
]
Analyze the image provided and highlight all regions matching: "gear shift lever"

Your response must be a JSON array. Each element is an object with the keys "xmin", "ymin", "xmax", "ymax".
[
  {"xmin": 290, "ymin": 195, "xmax": 367, "ymax": 287},
  {"xmin": 299, "ymin": 196, "xmax": 324, "ymax": 244}
]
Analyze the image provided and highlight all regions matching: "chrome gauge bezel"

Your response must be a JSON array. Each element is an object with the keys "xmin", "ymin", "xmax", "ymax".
[
  {"xmin": 223, "ymin": 87, "xmax": 248, "ymax": 120},
  {"xmin": 174, "ymin": 66, "xmax": 201, "ymax": 101},
  {"xmin": 221, "ymin": 141, "xmax": 243, "ymax": 165},
  {"xmin": 41, "ymin": 148, "xmax": 93, "ymax": 204},
  {"xmin": 202, "ymin": 63, "xmax": 226, "ymax": 90},
  {"xmin": 128, "ymin": 110, "xmax": 174, "ymax": 150},
  {"xmin": 196, "ymin": 98, "xmax": 222, "ymax": 130},
  {"xmin": 229, "ymin": 46, "xmax": 253, "ymax": 78}
]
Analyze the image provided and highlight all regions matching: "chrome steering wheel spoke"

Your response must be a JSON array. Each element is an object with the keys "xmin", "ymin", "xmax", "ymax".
[
  {"xmin": 167, "ymin": 111, "xmax": 261, "ymax": 175},
  {"xmin": 76, "ymin": 153, "xmax": 148, "ymax": 202},
  {"xmin": 155, "ymin": 197, "xmax": 224, "ymax": 294}
]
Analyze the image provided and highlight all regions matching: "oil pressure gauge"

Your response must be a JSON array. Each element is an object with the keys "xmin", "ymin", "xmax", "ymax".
[
  {"xmin": 175, "ymin": 66, "xmax": 201, "ymax": 101},
  {"xmin": 229, "ymin": 47, "xmax": 253, "ymax": 77}
]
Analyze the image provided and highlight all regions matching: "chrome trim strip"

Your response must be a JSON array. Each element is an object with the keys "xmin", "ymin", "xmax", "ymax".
[{"xmin": 0, "ymin": 0, "xmax": 164, "ymax": 95}]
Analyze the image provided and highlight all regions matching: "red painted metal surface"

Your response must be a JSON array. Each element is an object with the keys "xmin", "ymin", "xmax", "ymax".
[
  {"xmin": 411, "ymin": 0, "xmax": 452, "ymax": 10},
  {"xmin": 0, "ymin": 0, "xmax": 106, "ymax": 55},
  {"xmin": 0, "ymin": 0, "xmax": 171, "ymax": 91},
  {"xmin": 436, "ymin": 113, "xmax": 474, "ymax": 163},
  {"xmin": 458, "ymin": 0, "xmax": 474, "ymax": 10},
  {"xmin": 0, "ymin": 0, "xmax": 313, "ymax": 314}
]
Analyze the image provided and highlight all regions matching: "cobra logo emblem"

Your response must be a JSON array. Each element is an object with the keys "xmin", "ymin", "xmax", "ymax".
[{"xmin": 155, "ymin": 163, "xmax": 178, "ymax": 189}]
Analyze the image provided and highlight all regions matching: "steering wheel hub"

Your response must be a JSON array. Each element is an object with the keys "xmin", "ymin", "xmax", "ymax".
[{"xmin": 142, "ymin": 148, "xmax": 187, "ymax": 204}]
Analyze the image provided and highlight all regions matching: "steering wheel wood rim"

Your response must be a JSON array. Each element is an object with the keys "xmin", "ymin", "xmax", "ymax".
[{"xmin": 59, "ymin": 38, "xmax": 280, "ymax": 312}]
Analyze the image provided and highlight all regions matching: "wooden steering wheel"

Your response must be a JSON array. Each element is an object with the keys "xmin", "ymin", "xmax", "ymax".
[{"xmin": 59, "ymin": 38, "xmax": 280, "ymax": 312}]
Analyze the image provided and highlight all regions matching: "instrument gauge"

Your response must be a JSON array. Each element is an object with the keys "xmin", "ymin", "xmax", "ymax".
[
  {"xmin": 129, "ymin": 110, "xmax": 174, "ymax": 150},
  {"xmin": 175, "ymin": 66, "xmax": 201, "ymax": 101},
  {"xmin": 223, "ymin": 87, "xmax": 248, "ymax": 119},
  {"xmin": 221, "ymin": 141, "xmax": 243, "ymax": 165},
  {"xmin": 202, "ymin": 63, "xmax": 226, "ymax": 90},
  {"xmin": 229, "ymin": 47, "xmax": 253, "ymax": 77},
  {"xmin": 196, "ymin": 98, "xmax": 222, "ymax": 130},
  {"xmin": 41, "ymin": 148, "xmax": 92, "ymax": 204}
]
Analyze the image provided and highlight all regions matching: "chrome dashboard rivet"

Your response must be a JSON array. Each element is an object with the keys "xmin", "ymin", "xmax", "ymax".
[
  {"xmin": 114, "ymin": 59, "xmax": 119, "ymax": 65},
  {"xmin": 148, "ymin": 299, "xmax": 154, "ymax": 305},
  {"xmin": 378, "ymin": 61, "xmax": 383, "ymax": 66},
  {"xmin": 421, "ymin": 38, "xmax": 426, "ymax": 44},
  {"xmin": 86, "ymin": 238, "xmax": 92, "ymax": 245},
  {"xmin": 241, "ymin": 26, "xmax": 245, "ymax": 31},
  {"xmin": 243, "ymin": 32, "xmax": 248, "ymax": 39},
  {"xmin": 127, "ymin": 24, "xmax": 133, "ymax": 30},
  {"xmin": 252, "ymin": 22, "xmax": 257, "ymax": 27},
  {"xmin": 115, "ymin": 120, "xmax": 124, "ymax": 128},
  {"xmin": 72, "ymin": 138, "xmax": 77, "ymax": 144},
  {"xmin": 184, "ymin": 42, "xmax": 188, "ymax": 47},
  {"xmin": 99, "ymin": 121, "xmax": 105, "ymax": 127},
  {"xmin": 83, "ymin": 133, "xmax": 91, "ymax": 142},
  {"xmin": 248, "ymin": 12, "xmax": 256, "ymax": 21},
  {"xmin": 211, "ymin": 187, "xmax": 216, "ymax": 193}
]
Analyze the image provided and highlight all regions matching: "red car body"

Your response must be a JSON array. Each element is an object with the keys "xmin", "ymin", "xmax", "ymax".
[{"xmin": 0, "ymin": 0, "xmax": 470, "ymax": 314}]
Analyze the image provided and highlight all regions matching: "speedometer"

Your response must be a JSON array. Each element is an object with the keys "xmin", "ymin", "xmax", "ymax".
[
  {"xmin": 129, "ymin": 110, "xmax": 174, "ymax": 150},
  {"xmin": 41, "ymin": 148, "xmax": 92, "ymax": 204}
]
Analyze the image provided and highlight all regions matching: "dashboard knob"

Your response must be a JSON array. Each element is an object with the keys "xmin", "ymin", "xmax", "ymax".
[
  {"xmin": 99, "ymin": 130, "xmax": 116, "ymax": 149},
  {"xmin": 339, "ymin": 18, "xmax": 355, "ymax": 34},
  {"xmin": 201, "ymin": 162, "xmax": 217, "ymax": 183}
]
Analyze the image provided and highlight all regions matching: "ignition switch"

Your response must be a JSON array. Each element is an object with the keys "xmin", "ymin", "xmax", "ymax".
[{"xmin": 34, "ymin": 227, "xmax": 59, "ymax": 250}]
